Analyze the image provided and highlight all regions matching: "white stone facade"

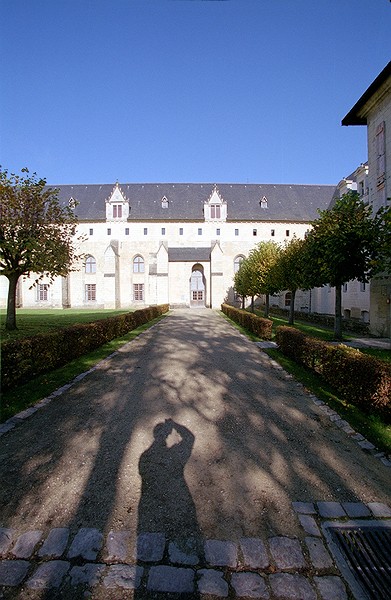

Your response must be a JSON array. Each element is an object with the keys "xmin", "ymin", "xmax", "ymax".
[
  {"xmin": 0, "ymin": 183, "xmax": 334, "ymax": 312},
  {"xmin": 343, "ymin": 62, "xmax": 391, "ymax": 336}
]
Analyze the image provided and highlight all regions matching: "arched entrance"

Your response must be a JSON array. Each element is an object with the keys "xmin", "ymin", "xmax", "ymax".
[{"xmin": 190, "ymin": 265, "xmax": 206, "ymax": 307}]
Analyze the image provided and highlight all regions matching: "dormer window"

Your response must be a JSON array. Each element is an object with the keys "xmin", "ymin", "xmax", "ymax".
[
  {"xmin": 260, "ymin": 196, "xmax": 268, "ymax": 209},
  {"xmin": 68, "ymin": 197, "xmax": 77, "ymax": 209},
  {"xmin": 210, "ymin": 204, "xmax": 221, "ymax": 219},
  {"xmin": 204, "ymin": 186, "xmax": 227, "ymax": 222},
  {"xmin": 113, "ymin": 204, "xmax": 122, "ymax": 218},
  {"xmin": 106, "ymin": 183, "xmax": 129, "ymax": 221},
  {"xmin": 161, "ymin": 196, "xmax": 169, "ymax": 208}
]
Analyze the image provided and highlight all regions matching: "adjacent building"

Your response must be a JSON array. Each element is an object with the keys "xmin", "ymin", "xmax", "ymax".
[{"xmin": 342, "ymin": 61, "xmax": 391, "ymax": 337}]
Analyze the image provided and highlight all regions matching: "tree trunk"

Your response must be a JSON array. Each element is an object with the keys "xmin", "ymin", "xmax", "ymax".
[
  {"xmin": 5, "ymin": 273, "xmax": 20, "ymax": 330},
  {"xmin": 334, "ymin": 284, "xmax": 343, "ymax": 341},
  {"xmin": 264, "ymin": 294, "xmax": 270, "ymax": 318},
  {"xmin": 288, "ymin": 289, "xmax": 296, "ymax": 325},
  {"xmin": 251, "ymin": 296, "xmax": 254, "ymax": 313},
  {"xmin": 241, "ymin": 296, "xmax": 245, "ymax": 310}
]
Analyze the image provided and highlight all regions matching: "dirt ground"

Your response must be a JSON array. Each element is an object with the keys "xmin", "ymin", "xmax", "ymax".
[{"xmin": 0, "ymin": 309, "xmax": 390, "ymax": 553}]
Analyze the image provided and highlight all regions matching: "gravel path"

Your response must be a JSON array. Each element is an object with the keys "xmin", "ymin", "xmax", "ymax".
[{"xmin": 0, "ymin": 308, "xmax": 390, "ymax": 598}]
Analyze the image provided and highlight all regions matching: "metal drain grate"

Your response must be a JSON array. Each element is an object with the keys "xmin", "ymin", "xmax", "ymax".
[{"xmin": 330, "ymin": 527, "xmax": 391, "ymax": 600}]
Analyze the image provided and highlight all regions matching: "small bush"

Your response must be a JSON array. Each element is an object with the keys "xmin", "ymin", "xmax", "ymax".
[
  {"xmin": 1, "ymin": 305, "xmax": 169, "ymax": 391},
  {"xmin": 221, "ymin": 304, "xmax": 272, "ymax": 340},
  {"xmin": 275, "ymin": 326, "xmax": 391, "ymax": 418}
]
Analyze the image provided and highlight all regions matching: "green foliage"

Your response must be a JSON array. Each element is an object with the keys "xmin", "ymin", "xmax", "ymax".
[
  {"xmin": 0, "ymin": 167, "xmax": 84, "ymax": 330},
  {"xmin": 221, "ymin": 303, "xmax": 272, "ymax": 339},
  {"xmin": 233, "ymin": 241, "xmax": 281, "ymax": 311},
  {"xmin": 1, "ymin": 305, "xmax": 169, "ymax": 391},
  {"xmin": 275, "ymin": 326, "xmax": 391, "ymax": 419},
  {"xmin": 304, "ymin": 191, "xmax": 385, "ymax": 288}
]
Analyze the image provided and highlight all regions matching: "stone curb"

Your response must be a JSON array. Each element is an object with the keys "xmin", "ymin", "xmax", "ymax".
[{"xmin": 1, "ymin": 502, "xmax": 390, "ymax": 597}]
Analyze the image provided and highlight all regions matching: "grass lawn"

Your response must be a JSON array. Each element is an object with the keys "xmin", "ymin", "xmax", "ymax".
[
  {"xmin": 0, "ymin": 314, "xmax": 167, "ymax": 423},
  {"xmin": 0, "ymin": 309, "xmax": 132, "ymax": 342},
  {"xmin": 221, "ymin": 311, "xmax": 391, "ymax": 455}
]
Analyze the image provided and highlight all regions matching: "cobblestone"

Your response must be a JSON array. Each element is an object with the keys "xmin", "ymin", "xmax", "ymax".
[
  {"xmin": 231, "ymin": 572, "xmax": 269, "ymax": 599},
  {"xmin": 68, "ymin": 527, "xmax": 103, "ymax": 561},
  {"xmin": 11, "ymin": 530, "xmax": 42, "ymax": 559},
  {"xmin": 38, "ymin": 527, "xmax": 69, "ymax": 558},
  {"xmin": 239, "ymin": 537, "xmax": 269, "ymax": 569},
  {"xmin": 69, "ymin": 563, "xmax": 105, "ymax": 586},
  {"xmin": 205, "ymin": 539, "xmax": 237, "ymax": 568},
  {"xmin": 269, "ymin": 536, "xmax": 305, "ymax": 570},
  {"xmin": 137, "ymin": 532, "xmax": 165, "ymax": 562},
  {"xmin": 0, "ymin": 529, "xmax": 14, "ymax": 556},
  {"xmin": 0, "ymin": 560, "xmax": 29, "ymax": 586},
  {"xmin": 317, "ymin": 502, "xmax": 346, "ymax": 518},
  {"xmin": 106, "ymin": 530, "xmax": 131, "ymax": 562},
  {"xmin": 314, "ymin": 575, "xmax": 348, "ymax": 600},
  {"xmin": 147, "ymin": 565, "xmax": 194, "ymax": 593},
  {"xmin": 0, "ymin": 501, "xmax": 390, "ymax": 597},
  {"xmin": 197, "ymin": 569, "xmax": 229, "ymax": 597},
  {"xmin": 103, "ymin": 564, "xmax": 143, "ymax": 589},
  {"xmin": 304, "ymin": 537, "xmax": 333, "ymax": 570},
  {"xmin": 298, "ymin": 514, "xmax": 321, "ymax": 537},
  {"xmin": 26, "ymin": 560, "xmax": 70, "ymax": 589},
  {"xmin": 269, "ymin": 573, "xmax": 316, "ymax": 600}
]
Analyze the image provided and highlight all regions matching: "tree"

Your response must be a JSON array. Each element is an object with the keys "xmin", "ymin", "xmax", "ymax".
[
  {"xmin": 248, "ymin": 241, "xmax": 281, "ymax": 316},
  {"xmin": 0, "ymin": 167, "xmax": 83, "ymax": 330},
  {"xmin": 274, "ymin": 237, "xmax": 308, "ymax": 325},
  {"xmin": 234, "ymin": 256, "xmax": 258, "ymax": 310},
  {"xmin": 304, "ymin": 191, "xmax": 387, "ymax": 340}
]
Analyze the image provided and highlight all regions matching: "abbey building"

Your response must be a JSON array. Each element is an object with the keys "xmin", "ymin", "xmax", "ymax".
[{"xmin": 0, "ymin": 182, "xmax": 335, "ymax": 310}]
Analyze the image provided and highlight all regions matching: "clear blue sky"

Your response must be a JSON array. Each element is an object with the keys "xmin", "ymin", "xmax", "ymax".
[{"xmin": 1, "ymin": 0, "xmax": 390, "ymax": 185}]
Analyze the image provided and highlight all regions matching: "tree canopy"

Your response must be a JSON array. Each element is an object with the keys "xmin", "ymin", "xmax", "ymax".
[
  {"xmin": 0, "ymin": 167, "xmax": 83, "ymax": 330},
  {"xmin": 304, "ymin": 190, "xmax": 390, "ymax": 339}
]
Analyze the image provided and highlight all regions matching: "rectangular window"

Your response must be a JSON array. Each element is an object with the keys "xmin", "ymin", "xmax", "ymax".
[
  {"xmin": 107, "ymin": 228, "xmax": 111, "ymax": 236},
  {"xmin": 286, "ymin": 230, "xmax": 290, "ymax": 237},
  {"xmin": 38, "ymin": 284, "xmax": 49, "ymax": 301},
  {"xmin": 113, "ymin": 204, "xmax": 122, "ymax": 218},
  {"xmin": 253, "ymin": 229, "xmax": 257, "ymax": 236},
  {"xmin": 161, "ymin": 227, "xmax": 166, "ymax": 235},
  {"xmin": 343, "ymin": 283, "xmax": 348, "ymax": 293},
  {"xmin": 216, "ymin": 228, "xmax": 220, "ymax": 236},
  {"xmin": 85, "ymin": 284, "xmax": 96, "ymax": 301},
  {"xmin": 179, "ymin": 228, "xmax": 183, "ymax": 235},
  {"xmin": 211, "ymin": 205, "xmax": 221, "ymax": 219},
  {"xmin": 198, "ymin": 228, "xmax": 202, "ymax": 235},
  {"xmin": 133, "ymin": 283, "xmax": 144, "ymax": 301},
  {"xmin": 271, "ymin": 229, "xmax": 275, "ymax": 236},
  {"xmin": 144, "ymin": 228, "xmax": 148, "ymax": 235},
  {"xmin": 125, "ymin": 228, "xmax": 129, "ymax": 235},
  {"xmin": 235, "ymin": 228, "xmax": 239, "ymax": 236},
  {"xmin": 89, "ymin": 228, "xmax": 93, "ymax": 236},
  {"xmin": 360, "ymin": 282, "xmax": 366, "ymax": 292}
]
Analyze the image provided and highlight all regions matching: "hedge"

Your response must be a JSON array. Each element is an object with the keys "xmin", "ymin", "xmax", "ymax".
[
  {"xmin": 1, "ymin": 305, "xmax": 169, "ymax": 391},
  {"xmin": 221, "ymin": 304, "xmax": 272, "ymax": 340},
  {"xmin": 275, "ymin": 325, "xmax": 391, "ymax": 419}
]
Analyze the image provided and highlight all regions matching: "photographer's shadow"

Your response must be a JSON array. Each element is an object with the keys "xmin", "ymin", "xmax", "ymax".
[{"xmin": 137, "ymin": 419, "xmax": 203, "ymax": 561}]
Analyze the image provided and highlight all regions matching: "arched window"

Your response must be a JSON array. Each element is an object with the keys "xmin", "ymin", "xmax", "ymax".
[
  {"xmin": 85, "ymin": 255, "xmax": 96, "ymax": 274},
  {"xmin": 234, "ymin": 255, "xmax": 245, "ymax": 273},
  {"xmin": 133, "ymin": 255, "xmax": 145, "ymax": 273}
]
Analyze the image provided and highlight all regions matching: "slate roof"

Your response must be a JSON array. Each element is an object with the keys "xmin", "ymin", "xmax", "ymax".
[
  {"xmin": 53, "ymin": 182, "xmax": 336, "ymax": 223},
  {"xmin": 168, "ymin": 247, "xmax": 211, "ymax": 262},
  {"xmin": 342, "ymin": 61, "xmax": 391, "ymax": 126}
]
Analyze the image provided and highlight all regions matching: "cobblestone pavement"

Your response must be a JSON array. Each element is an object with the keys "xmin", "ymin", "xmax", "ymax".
[
  {"xmin": 1, "ymin": 500, "xmax": 390, "ymax": 599},
  {"xmin": 0, "ymin": 312, "xmax": 391, "ymax": 600}
]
